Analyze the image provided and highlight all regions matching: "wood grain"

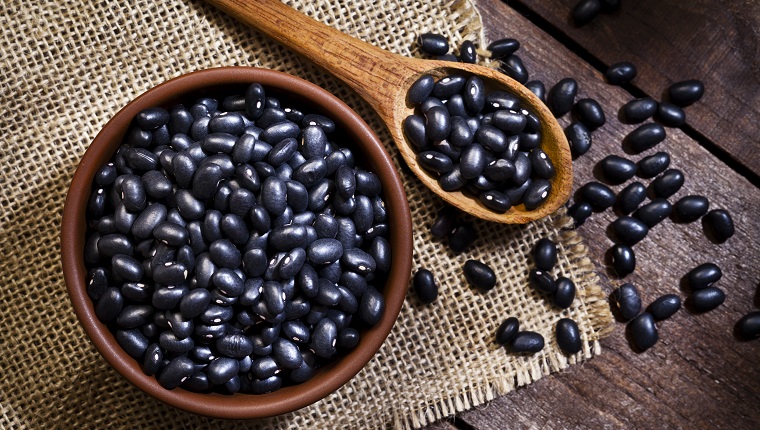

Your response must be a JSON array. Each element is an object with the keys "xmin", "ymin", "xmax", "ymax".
[
  {"xmin": 421, "ymin": 0, "xmax": 760, "ymax": 428},
  {"xmin": 204, "ymin": 0, "xmax": 575, "ymax": 225},
  {"xmin": 515, "ymin": 0, "xmax": 760, "ymax": 179}
]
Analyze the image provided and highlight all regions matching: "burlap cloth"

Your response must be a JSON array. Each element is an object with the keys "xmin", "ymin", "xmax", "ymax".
[{"xmin": 0, "ymin": 0, "xmax": 613, "ymax": 428}]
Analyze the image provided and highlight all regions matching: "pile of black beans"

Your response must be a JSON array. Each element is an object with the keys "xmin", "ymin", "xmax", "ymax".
[
  {"xmin": 410, "ymin": 36, "xmax": 556, "ymax": 213},
  {"xmin": 84, "ymin": 83, "xmax": 392, "ymax": 394}
]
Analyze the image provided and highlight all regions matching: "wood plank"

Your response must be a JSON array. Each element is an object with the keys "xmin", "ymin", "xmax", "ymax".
[
  {"xmin": 513, "ymin": 0, "xmax": 760, "ymax": 179},
  {"xmin": 434, "ymin": 0, "xmax": 760, "ymax": 428}
]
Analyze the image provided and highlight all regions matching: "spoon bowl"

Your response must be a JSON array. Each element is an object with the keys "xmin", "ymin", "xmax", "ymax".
[{"xmin": 206, "ymin": 0, "xmax": 572, "ymax": 223}]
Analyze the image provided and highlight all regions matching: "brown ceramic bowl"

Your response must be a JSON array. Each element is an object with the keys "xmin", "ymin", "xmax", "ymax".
[{"xmin": 61, "ymin": 67, "xmax": 413, "ymax": 419}]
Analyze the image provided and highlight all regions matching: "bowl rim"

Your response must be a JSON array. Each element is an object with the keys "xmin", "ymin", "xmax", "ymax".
[{"xmin": 60, "ymin": 66, "xmax": 413, "ymax": 419}]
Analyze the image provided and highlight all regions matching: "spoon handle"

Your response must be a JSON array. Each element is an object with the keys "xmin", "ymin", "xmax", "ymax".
[{"xmin": 206, "ymin": 0, "xmax": 418, "ymax": 114}]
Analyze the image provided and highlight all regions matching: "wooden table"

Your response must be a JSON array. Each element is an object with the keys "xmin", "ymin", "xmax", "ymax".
[{"xmin": 426, "ymin": 1, "xmax": 760, "ymax": 428}]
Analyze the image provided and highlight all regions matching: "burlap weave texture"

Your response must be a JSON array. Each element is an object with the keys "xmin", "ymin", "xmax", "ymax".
[{"xmin": 0, "ymin": 0, "xmax": 612, "ymax": 429}]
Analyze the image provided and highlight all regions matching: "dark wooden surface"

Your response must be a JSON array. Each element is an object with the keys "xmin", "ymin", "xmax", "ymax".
[
  {"xmin": 516, "ymin": 0, "xmax": 760, "ymax": 180},
  {"xmin": 425, "ymin": 0, "xmax": 760, "ymax": 428}
]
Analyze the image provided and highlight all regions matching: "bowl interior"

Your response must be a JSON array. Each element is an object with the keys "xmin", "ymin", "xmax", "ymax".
[{"xmin": 61, "ymin": 67, "xmax": 412, "ymax": 419}]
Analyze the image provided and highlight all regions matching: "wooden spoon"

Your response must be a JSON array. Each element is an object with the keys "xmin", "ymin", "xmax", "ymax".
[{"xmin": 205, "ymin": 0, "xmax": 572, "ymax": 224}]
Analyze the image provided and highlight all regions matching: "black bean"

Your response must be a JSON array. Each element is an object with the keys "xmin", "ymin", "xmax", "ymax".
[
  {"xmin": 113, "ymin": 203, "xmax": 137, "ymax": 235},
  {"xmin": 458, "ymin": 40, "xmax": 477, "ymax": 63},
  {"xmin": 625, "ymin": 123, "xmax": 667, "ymax": 153},
  {"xmin": 528, "ymin": 150, "xmax": 553, "ymax": 181},
  {"xmin": 195, "ymin": 323, "xmax": 228, "ymax": 341},
  {"xmin": 448, "ymin": 222, "xmax": 476, "ymax": 254},
  {"xmin": 175, "ymin": 189, "xmax": 205, "ymax": 220},
  {"xmin": 417, "ymin": 150, "xmax": 454, "ymax": 174},
  {"xmin": 341, "ymin": 248, "xmax": 376, "ymax": 274},
  {"xmin": 573, "ymin": 98, "xmax": 606, "ymax": 130},
  {"xmin": 112, "ymin": 254, "xmax": 143, "ymax": 282},
  {"xmin": 486, "ymin": 91, "xmax": 521, "ymax": 111},
  {"xmin": 556, "ymin": 318, "xmax": 582, "ymax": 354},
  {"xmin": 476, "ymin": 125, "xmax": 507, "ymax": 152},
  {"xmin": 208, "ymin": 239, "xmax": 241, "ymax": 269},
  {"xmin": 490, "ymin": 111, "xmax": 525, "ymax": 136},
  {"xmin": 204, "ymin": 357, "xmax": 238, "ymax": 386},
  {"xmin": 687, "ymin": 263, "xmax": 722, "ymax": 290},
  {"xmin": 143, "ymin": 343, "xmax": 163, "ymax": 376},
  {"xmin": 86, "ymin": 268, "xmax": 110, "ymax": 301},
  {"xmin": 417, "ymin": 32, "xmax": 449, "ymax": 56},
  {"xmin": 212, "ymin": 268, "xmax": 244, "ymax": 297},
  {"xmin": 464, "ymin": 75, "xmax": 486, "ymax": 113},
  {"xmin": 573, "ymin": 0, "xmax": 602, "ymax": 26},
  {"xmin": 268, "ymin": 338, "xmax": 301, "ymax": 370},
  {"xmin": 615, "ymin": 182, "xmax": 647, "ymax": 215},
  {"xmin": 554, "ymin": 277, "xmax": 576, "ymax": 309},
  {"xmin": 611, "ymin": 216, "xmax": 649, "ymax": 245},
  {"xmin": 136, "ymin": 107, "xmax": 170, "ymax": 131},
  {"xmin": 479, "ymin": 190, "xmax": 512, "ymax": 213},
  {"xmin": 651, "ymin": 169, "xmax": 684, "ymax": 199},
  {"xmin": 525, "ymin": 80, "xmax": 546, "ymax": 102},
  {"xmin": 629, "ymin": 312, "xmax": 658, "ymax": 351},
  {"xmin": 459, "ymin": 143, "xmax": 487, "ymax": 180},
  {"xmin": 250, "ymin": 375, "xmax": 283, "ymax": 394},
  {"xmin": 610, "ymin": 244, "xmax": 635, "ymax": 278},
  {"xmin": 413, "ymin": 268, "xmax": 438, "ymax": 304},
  {"xmin": 213, "ymin": 333, "xmax": 253, "ymax": 359},
  {"xmin": 438, "ymin": 167, "xmax": 466, "ymax": 191},
  {"xmin": 158, "ymin": 356, "xmax": 194, "ymax": 390},
  {"xmin": 130, "ymin": 203, "xmax": 166, "ymax": 240},
  {"xmin": 612, "ymin": 283, "xmax": 641, "ymax": 321},
  {"xmin": 599, "ymin": 155, "xmax": 636, "ymax": 184},
  {"xmin": 504, "ymin": 178, "xmax": 532, "ymax": 206},
  {"xmin": 308, "ymin": 317, "xmax": 337, "ymax": 358},
  {"xmin": 305, "ymin": 238, "xmax": 342, "ymax": 265},
  {"xmin": 421, "ymin": 97, "xmax": 444, "ymax": 114},
  {"xmin": 424, "ymin": 105, "xmax": 451, "ymax": 142},
  {"xmin": 655, "ymin": 102, "xmax": 686, "ymax": 127},
  {"xmin": 179, "ymin": 288, "xmax": 211, "ymax": 319},
  {"xmin": 369, "ymin": 236, "xmax": 391, "ymax": 274},
  {"xmin": 408, "ymin": 75, "xmax": 435, "ymax": 105},
  {"xmin": 154, "ymin": 222, "xmax": 188, "ymax": 247},
  {"xmin": 673, "ymin": 195, "xmax": 709, "ymax": 223},
  {"xmin": 702, "ymin": 209, "xmax": 734, "ymax": 243},
  {"xmin": 736, "ymin": 311, "xmax": 760, "ymax": 340},
  {"xmin": 668, "ymin": 79, "xmax": 704, "ymax": 107},
  {"xmin": 94, "ymin": 287, "xmax": 124, "ymax": 322},
  {"xmin": 636, "ymin": 151, "xmax": 670, "ymax": 179},
  {"xmin": 565, "ymin": 122, "xmax": 592, "ymax": 158},
  {"xmin": 119, "ymin": 175, "xmax": 147, "ymax": 212},
  {"xmin": 159, "ymin": 330, "xmax": 194, "ymax": 353},
  {"xmin": 533, "ymin": 238, "xmax": 557, "ymax": 271},
  {"xmin": 568, "ymin": 201, "xmax": 593, "ymax": 227},
  {"xmin": 355, "ymin": 170, "xmax": 381, "ymax": 197},
  {"xmin": 605, "ymin": 62, "xmax": 637, "ymax": 85},
  {"xmin": 494, "ymin": 317, "xmax": 520, "ymax": 345},
  {"xmin": 579, "ymin": 181, "xmax": 616, "ymax": 211},
  {"xmin": 648, "ymin": 294, "xmax": 681, "ymax": 321},
  {"xmin": 152, "ymin": 284, "xmax": 189, "ymax": 310},
  {"xmin": 301, "ymin": 114, "xmax": 335, "ymax": 133},
  {"xmin": 510, "ymin": 331, "xmax": 544, "ymax": 353},
  {"xmin": 153, "ymin": 261, "xmax": 188, "ymax": 285},
  {"xmin": 511, "ymin": 152, "xmax": 532, "ymax": 185},
  {"xmin": 548, "ymin": 78, "xmax": 578, "ymax": 117},
  {"xmin": 462, "ymin": 259, "xmax": 497, "ymax": 291},
  {"xmin": 433, "ymin": 75, "xmax": 466, "ymax": 99},
  {"xmin": 487, "ymin": 38, "xmax": 520, "ymax": 59},
  {"xmin": 632, "ymin": 199, "xmax": 672, "ymax": 228},
  {"xmin": 689, "ymin": 287, "xmax": 725, "ymax": 313},
  {"xmin": 499, "ymin": 55, "xmax": 529, "ymax": 84},
  {"xmin": 359, "ymin": 287, "xmax": 384, "ymax": 325},
  {"xmin": 140, "ymin": 171, "xmax": 172, "ymax": 201},
  {"xmin": 529, "ymin": 268, "xmax": 556, "ymax": 294},
  {"xmin": 430, "ymin": 206, "xmax": 458, "ymax": 239},
  {"xmin": 482, "ymin": 159, "xmax": 515, "ymax": 183}
]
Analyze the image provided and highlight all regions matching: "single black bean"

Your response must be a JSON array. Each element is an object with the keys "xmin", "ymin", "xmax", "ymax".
[
  {"xmin": 736, "ymin": 311, "xmax": 760, "ymax": 340},
  {"xmin": 605, "ymin": 62, "xmax": 637, "ymax": 85},
  {"xmin": 548, "ymin": 78, "xmax": 578, "ymax": 117},
  {"xmin": 143, "ymin": 343, "xmax": 163, "ymax": 376},
  {"xmin": 499, "ymin": 55, "xmax": 529, "ymax": 84},
  {"xmin": 511, "ymin": 152, "xmax": 532, "ymax": 185},
  {"xmin": 651, "ymin": 169, "xmax": 684, "ymax": 199},
  {"xmin": 141, "ymin": 171, "xmax": 173, "ymax": 200},
  {"xmin": 205, "ymin": 357, "xmax": 239, "ymax": 386},
  {"xmin": 632, "ymin": 199, "xmax": 672, "ymax": 228},
  {"xmin": 438, "ymin": 166, "xmax": 466, "ymax": 191},
  {"xmin": 615, "ymin": 182, "xmax": 646, "ymax": 215},
  {"xmin": 648, "ymin": 294, "xmax": 681, "ymax": 321},
  {"xmin": 446, "ymin": 94, "xmax": 467, "ymax": 118},
  {"xmin": 355, "ymin": 170, "xmax": 381, "ymax": 197},
  {"xmin": 306, "ymin": 238, "xmax": 343, "ymax": 265},
  {"xmin": 425, "ymin": 105, "xmax": 451, "ymax": 142},
  {"xmin": 687, "ymin": 263, "xmax": 722, "ymax": 290},
  {"xmin": 112, "ymin": 254, "xmax": 143, "ymax": 282},
  {"xmin": 459, "ymin": 40, "xmax": 477, "ymax": 64},
  {"xmin": 408, "ymin": 75, "xmax": 435, "ymax": 105},
  {"xmin": 214, "ymin": 333, "xmax": 253, "ymax": 359},
  {"xmin": 209, "ymin": 239, "xmax": 241, "ymax": 269},
  {"xmin": 612, "ymin": 283, "xmax": 641, "ymax": 321},
  {"xmin": 610, "ymin": 244, "xmax": 635, "ymax": 278},
  {"xmin": 433, "ymin": 75, "xmax": 467, "ymax": 99},
  {"xmin": 243, "ymin": 83, "xmax": 265, "ymax": 119},
  {"xmin": 430, "ymin": 206, "xmax": 458, "ymax": 238},
  {"xmin": 448, "ymin": 222, "xmax": 476, "ymax": 254},
  {"xmin": 476, "ymin": 125, "xmax": 507, "ymax": 152},
  {"xmin": 689, "ymin": 287, "xmax": 725, "ymax": 313},
  {"xmin": 178, "ymin": 288, "xmax": 211, "ymax": 320},
  {"xmin": 532, "ymin": 238, "xmax": 557, "ymax": 272},
  {"xmin": 487, "ymin": 38, "xmax": 520, "ymax": 59},
  {"xmin": 529, "ymin": 268, "xmax": 556, "ymax": 294},
  {"xmin": 153, "ymin": 261, "xmax": 188, "ymax": 285},
  {"xmin": 655, "ymin": 102, "xmax": 686, "ymax": 127},
  {"xmin": 417, "ymin": 32, "xmax": 449, "ymax": 56},
  {"xmin": 159, "ymin": 331, "xmax": 194, "ymax": 353},
  {"xmin": 152, "ymin": 284, "xmax": 189, "ymax": 311},
  {"xmin": 136, "ymin": 107, "xmax": 170, "ymax": 130},
  {"xmin": 510, "ymin": 331, "xmax": 544, "ymax": 353},
  {"xmin": 463, "ymin": 259, "xmax": 497, "ymax": 291},
  {"xmin": 271, "ymin": 338, "xmax": 303, "ymax": 370},
  {"xmin": 674, "ymin": 195, "xmax": 709, "ymax": 223},
  {"xmin": 421, "ymin": 97, "xmax": 444, "ymax": 114},
  {"xmin": 621, "ymin": 98, "xmax": 658, "ymax": 125},
  {"xmin": 119, "ymin": 175, "xmax": 147, "ymax": 213},
  {"xmin": 568, "ymin": 201, "xmax": 593, "ymax": 227},
  {"xmin": 611, "ymin": 216, "xmax": 649, "ymax": 245},
  {"xmin": 637, "ymin": 151, "xmax": 670, "ymax": 179},
  {"xmin": 212, "ymin": 268, "xmax": 245, "ymax": 297},
  {"xmin": 525, "ymin": 80, "xmax": 546, "ymax": 102},
  {"xmin": 490, "ymin": 110, "xmax": 526, "ymax": 136},
  {"xmin": 629, "ymin": 312, "xmax": 658, "ymax": 351},
  {"xmin": 268, "ymin": 222, "xmax": 309, "ymax": 251},
  {"xmin": 599, "ymin": 155, "xmax": 636, "ymax": 184},
  {"xmin": 157, "ymin": 356, "xmax": 194, "ymax": 390},
  {"xmin": 495, "ymin": 317, "xmax": 520, "ymax": 345},
  {"xmin": 369, "ymin": 236, "xmax": 391, "ymax": 274},
  {"xmin": 464, "ymin": 75, "xmax": 486, "ymax": 113},
  {"xmin": 417, "ymin": 151, "xmax": 454, "ymax": 174},
  {"xmin": 94, "ymin": 287, "xmax": 124, "ymax": 322},
  {"xmin": 413, "ymin": 268, "xmax": 438, "ymax": 304},
  {"xmin": 573, "ymin": 0, "xmax": 601, "ymax": 26},
  {"xmin": 483, "ymin": 159, "xmax": 515, "ymax": 183},
  {"xmin": 625, "ymin": 123, "xmax": 667, "ymax": 153},
  {"xmin": 702, "ymin": 209, "xmax": 734, "ymax": 243},
  {"xmin": 310, "ymin": 318, "xmax": 338, "ymax": 358},
  {"xmin": 459, "ymin": 143, "xmax": 487, "ymax": 180},
  {"xmin": 574, "ymin": 98, "xmax": 606, "ymax": 130},
  {"xmin": 131, "ymin": 203, "xmax": 166, "ymax": 240},
  {"xmin": 174, "ymin": 189, "xmax": 205, "ymax": 220},
  {"xmin": 403, "ymin": 114, "xmax": 428, "ymax": 150},
  {"xmin": 479, "ymin": 190, "xmax": 512, "ymax": 213},
  {"xmin": 359, "ymin": 287, "xmax": 384, "ymax": 325},
  {"xmin": 153, "ymin": 222, "xmax": 188, "ymax": 247},
  {"xmin": 486, "ymin": 91, "xmax": 520, "ymax": 111},
  {"xmin": 579, "ymin": 181, "xmax": 616, "ymax": 211},
  {"xmin": 337, "ymin": 328, "xmax": 360, "ymax": 349},
  {"xmin": 556, "ymin": 318, "xmax": 582, "ymax": 354},
  {"xmin": 86, "ymin": 268, "xmax": 110, "ymax": 301},
  {"xmin": 668, "ymin": 79, "xmax": 705, "ymax": 107},
  {"xmin": 565, "ymin": 122, "xmax": 592, "ymax": 158},
  {"xmin": 554, "ymin": 277, "xmax": 576, "ymax": 309}
]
